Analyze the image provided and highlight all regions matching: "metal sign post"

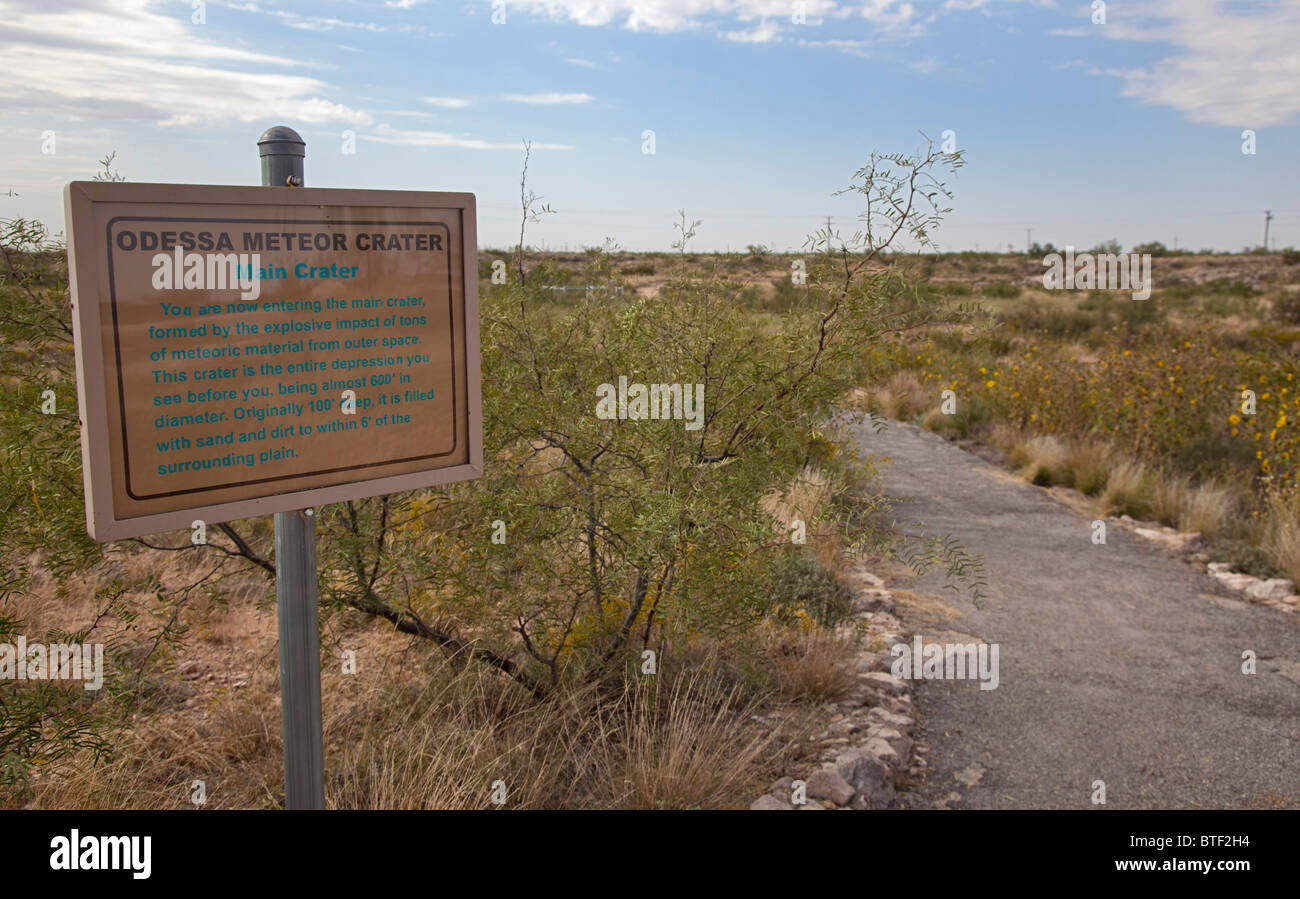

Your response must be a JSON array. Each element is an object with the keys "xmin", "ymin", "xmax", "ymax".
[{"xmin": 258, "ymin": 126, "xmax": 324, "ymax": 810}]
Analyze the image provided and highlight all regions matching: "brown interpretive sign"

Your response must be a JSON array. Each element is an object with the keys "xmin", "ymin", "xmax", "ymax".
[{"xmin": 65, "ymin": 182, "xmax": 482, "ymax": 541}]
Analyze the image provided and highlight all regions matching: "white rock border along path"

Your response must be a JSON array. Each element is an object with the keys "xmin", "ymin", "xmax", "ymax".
[{"xmin": 750, "ymin": 564, "xmax": 925, "ymax": 810}]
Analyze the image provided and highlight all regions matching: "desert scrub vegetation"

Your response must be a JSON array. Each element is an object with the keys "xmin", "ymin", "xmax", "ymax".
[
  {"xmin": 858, "ymin": 265, "xmax": 1300, "ymax": 580},
  {"xmin": 0, "ymin": 140, "xmax": 985, "ymax": 807},
  {"xmin": 981, "ymin": 281, "xmax": 1021, "ymax": 299}
]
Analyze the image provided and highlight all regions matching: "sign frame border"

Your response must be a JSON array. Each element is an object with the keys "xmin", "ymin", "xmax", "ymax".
[{"xmin": 65, "ymin": 180, "xmax": 483, "ymax": 542}]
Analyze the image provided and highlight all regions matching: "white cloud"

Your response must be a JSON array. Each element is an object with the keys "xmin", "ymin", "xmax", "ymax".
[
  {"xmin": 566, "ymin": 57, "xmax": 601, "ymax": 68},
  {"xmin": 280, "ymin": 15, "xmax": 387, "ymax": 33},
  {"xmin": 796, "ymin": 36, "xmax": 875, "ymax": 58},
  {"xmin": 798, "ymin": 38, "xmax": 871, "ymax": 47},
  {"xmin": 1063, "ymin": 0, "xmax": 1300, "ymax": 126},
  {"xmin": 723, "ymin": 21, "xmax": 783, "ymax": 43},
  {"xmin": 424, "ymin": 96, "xmax": 473, "ymax": 107},
  {"xmin": 500, "ymin": 0, "xmax": 884, "ymax": 34},
  {"xmin": 859, "ymin": 0, "xmax": 916, "ymax": 27},
  {"xmin": 502, "ymin": 92, "xmax": 595, "ymax": 104},
  {"xmin": 221, "ymin": 1, "xmax": 390, "ymax": 32},
  {"xmin": 0, "ymin": 0, "xmax": 369, "ymax": 126},
  {"xmin": 365, "ymin": 123, "xmax": 573, "ymax": 150}
]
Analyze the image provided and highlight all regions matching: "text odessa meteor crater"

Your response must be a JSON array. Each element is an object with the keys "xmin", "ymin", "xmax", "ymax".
[{"xmin": 112, "ymin": 229, "xmax": 446, "ymax": 253}]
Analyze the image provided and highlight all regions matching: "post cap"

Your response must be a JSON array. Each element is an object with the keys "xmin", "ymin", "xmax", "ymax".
[{"xmin": 257, "ymin": 126, "xmax": 305, "ymax": 158}]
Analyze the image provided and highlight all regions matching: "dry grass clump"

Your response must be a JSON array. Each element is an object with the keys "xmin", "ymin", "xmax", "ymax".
[
  {"xmin": 983, "ymin": 421, "xmax": 1025, "ymax": 457},
  {"xmin": 760, "ymin": 463, "xmax": 860, "ymax": 581},
  {"xmin": 760, "ymin": 466, "xmax": 830, "ymax": 533},
  {"xmin": 29, "ymin": 667, "xmax": 284, "ymax": 809},
  {"xmin": 328, "ymin": 658, "xmax": 788, "ymax": 810},
  {"xmin": 327, "ymin": 660, "xmax": 599, "ymax": 810},
  {"xmin": 1095, "ymin": 459, "xmax": 1155, "ymax": 519},
  {"xmin": 1067, "ymin": 440, "xmax": 1114, "ymax": 496},
  {"xmin": 872, "ymin": 371, "xmax": 928, "ymax": 420},
  {"xmin": 997, "ymin": 430, "xmax": 1242, "ymax": 536},
  {"xmin": 1006, "ymin": 435, "xmax": 1112, "ymax": 494},
  {"xmin": 1261, "ymin": 488, "xmax": 1300, "ymax": 582},
  {"xmin": 991, "ymin": 428, "xmax": 1236, "ymax": 534},
  {"xmin": 1150, "ymin": 475, "xmax": 1240, "ymax": 539},
  {"xmin": 1010, "ymin": 435, "xmax": 1072, "ymax": 486},
  {"xmin": 27, "ymin": 640, "xmax": 803, "ymax": 810},
  {"xmin": 919, "ymin": 405, "xmax": 945, "ymax": 432},
  {"xmin": 604, "ymin": 672, "xmax": 784, "ymax": 809},
  {"xmin": 761, "ymin": 625, "xmax": 858, "ymax": 703},
  {"xmin": 926, "ymin": 416, "xmax": 1250, "ymax": 543}
]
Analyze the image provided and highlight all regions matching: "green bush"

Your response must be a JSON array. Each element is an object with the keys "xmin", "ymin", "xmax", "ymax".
[
  {"xmin": 1170, "ymin": 428, "xmax": 1261, "ymax": 480},
  {"xmin": 766, "ymin": 273, "xmax": 803, "ymax": 311},
  {"xmin": 766, "ymin": 552, "xmax": 853, "ymax": 627},
  {"xmin": 951, "ymin": 393, "xmax": 990, "ymax": 438},
  {"xmin": 1207, "ymin": 538, "xmax": 1281, "ymax": 579},
  {"xmin": 1132, "ymin": 241, "xmax": 1170, "ymax": 257},
  {"xmin": 1117, "ymin": 295, "xmax": 1159, "ymax": 327},
  {"xmin": 1271, "ymin": 293, "xmax": 1300, "ymax": 325},
  {"xmin": 1004, "ymin": 302, "xmax": 1097, "ymax": 338},
  {"xmin": 982, "ymin": 282, "xmax": 1021, "ymax": 299},
  {"xmin": 1078, "ymin": 290, "xmax": 1117, "ymax": 313}
]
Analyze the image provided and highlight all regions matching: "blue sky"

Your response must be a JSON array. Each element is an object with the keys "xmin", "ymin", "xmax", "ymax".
[{"xmin": 1, "ymin": 0, "xmax": 1297, "ymax": 252}]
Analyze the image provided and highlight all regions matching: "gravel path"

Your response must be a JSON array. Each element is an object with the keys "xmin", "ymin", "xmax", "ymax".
[{"xmin": 853, "ymin": 418, "xmax": 1300, "ymax": 809}]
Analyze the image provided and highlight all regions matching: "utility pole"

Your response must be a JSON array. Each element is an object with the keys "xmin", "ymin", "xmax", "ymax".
[
  {"xmin": 1264, "ymin": 210, "xmax": 1274, "ymax": 252},
  {"xmin": 257, "ymin": 125, "xmax": 326, "ymax": 811},
  {"xmin": 1026, "ymin": 228, "xmax": 1032, "ymax": 255}
]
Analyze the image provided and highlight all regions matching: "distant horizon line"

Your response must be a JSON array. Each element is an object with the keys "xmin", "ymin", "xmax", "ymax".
[{"xmin": 479, "ymin": 244, "xmax": 1295, "ymax": 256}]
